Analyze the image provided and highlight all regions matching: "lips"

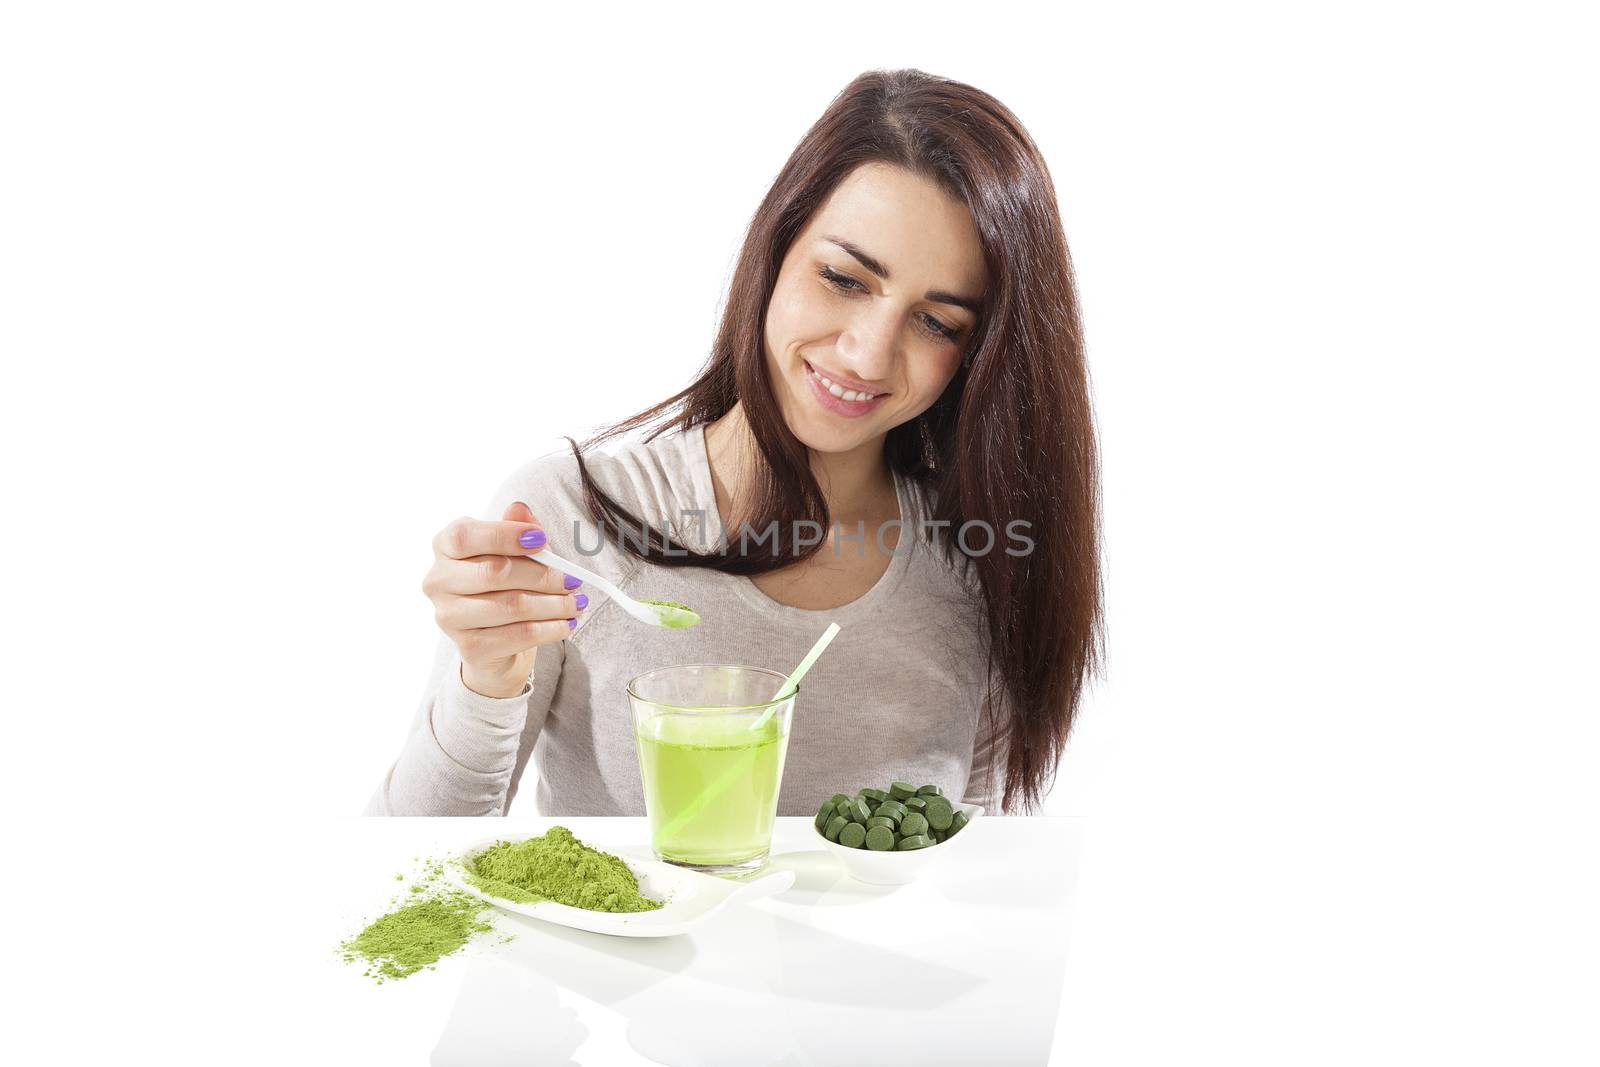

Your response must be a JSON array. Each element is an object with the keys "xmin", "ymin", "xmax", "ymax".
[
  {"xmin": 802, "ymin": 360, "xmax": 889, "ymax": 418},
  {"xmin": 804, "ymin": 360, "xmax": 884, "ymax": 401}
]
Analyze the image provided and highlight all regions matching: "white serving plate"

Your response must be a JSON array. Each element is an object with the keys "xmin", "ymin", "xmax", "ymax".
[
  {"xmin": 816, "ymin": 802, "xmax": 984, "ymax": 885},
  {"xmin": 444, "ymin": 835, "xmax": 795, "ymax": 938}
]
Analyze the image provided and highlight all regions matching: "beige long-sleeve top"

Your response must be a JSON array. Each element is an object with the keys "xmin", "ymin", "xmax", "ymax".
[{"xmin": 363, "ymin": 422, "xmax": 1009, "ymax": 817}]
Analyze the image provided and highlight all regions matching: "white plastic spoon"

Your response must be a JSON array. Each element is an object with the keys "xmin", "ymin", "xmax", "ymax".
[{"xmin": 526, "ymin": 546, "xmax": 700, "ymax": 629}]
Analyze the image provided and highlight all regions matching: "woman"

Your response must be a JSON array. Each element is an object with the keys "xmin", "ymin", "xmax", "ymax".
[{"xmin": 365, "ymin": 68, "xmax": 1103, "ymax": 818}]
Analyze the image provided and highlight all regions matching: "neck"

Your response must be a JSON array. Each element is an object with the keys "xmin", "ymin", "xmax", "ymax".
[{"xmin": 703, "ymin": 402, "xmax": 897, "ymax": 528}]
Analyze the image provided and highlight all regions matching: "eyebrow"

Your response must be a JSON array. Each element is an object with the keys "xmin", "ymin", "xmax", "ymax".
[{"xmin": 821, "ymin": 235, "xmax": 984, "ymax": 314}]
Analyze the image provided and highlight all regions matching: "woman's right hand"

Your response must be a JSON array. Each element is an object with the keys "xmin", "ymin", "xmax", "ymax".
[{"xmin": 422, "ymin": 500, "xmax": 584, "ymax": 698}]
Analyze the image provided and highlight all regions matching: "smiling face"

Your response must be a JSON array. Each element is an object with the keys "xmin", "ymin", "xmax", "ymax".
[{"xmin": 763, "ymin": 162, "xmax": 987, "ymax": 456}]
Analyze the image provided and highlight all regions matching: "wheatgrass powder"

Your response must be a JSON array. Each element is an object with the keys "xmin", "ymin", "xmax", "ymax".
[
  {"xmin": 339, "ymin": 856, "xmax": 499, "ymax": 984},
  {"xmin": 464, "ymin": 826, "xmax": 664, "ymax": 913}
]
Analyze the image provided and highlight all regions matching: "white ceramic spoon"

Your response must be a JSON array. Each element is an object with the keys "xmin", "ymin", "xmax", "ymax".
[
  {"xmin": 527, "ymin": 546, "xmax": 700, "ymax": 629},
  {"xmin": 446, "ymin": 836, "xmax": 795, "ymax": 938}
]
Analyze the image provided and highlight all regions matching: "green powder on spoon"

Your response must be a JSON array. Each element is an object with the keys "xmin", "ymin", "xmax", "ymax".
[
  {"xmin": 639, "ymin": 598, "xmax": 700, "ymax": 629},
  {"xmin": 464, "ymin": 826, "xmax": 664, "ymax": 913}
]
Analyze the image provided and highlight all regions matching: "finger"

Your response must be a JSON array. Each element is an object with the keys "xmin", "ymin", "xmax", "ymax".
[
  {"xmin": 457, "ymin": 618, "xmax": 575, "ymax": 661},
  {"xmin": 502, "ymin": 500, "xmax": 533, "ymax": 525},
  {"xmin": 443, "ymin": 590, "xmax": 584, "ymax": 630},
  {"xmin": 434, "ymin": 554, "xmax": 580, "ymax": 596},
  {"xmin": 433, "ymin": 503, "xmax": 550, "ymax": 560}
]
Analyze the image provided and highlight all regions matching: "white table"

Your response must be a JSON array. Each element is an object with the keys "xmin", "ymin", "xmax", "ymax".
[{"xmin": 306, "ymin": 816, "xmax": 1083, "ymax": 1065}]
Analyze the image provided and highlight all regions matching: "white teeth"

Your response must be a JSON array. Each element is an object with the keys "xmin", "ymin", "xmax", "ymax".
[{"xmin": 809, "ymin": 363, "xmax": 876, "ymax": 402}]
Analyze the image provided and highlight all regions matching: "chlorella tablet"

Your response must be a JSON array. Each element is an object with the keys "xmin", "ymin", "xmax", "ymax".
[
  {"xmin": 838, "ymin": 823, "xmax": 867, "ymax": 848},
  {"xmin": 948, "ymin": 811, "xmax": 969, "ymax": 836},
  {"xmin": 896, "ymin": 834, "xmax": 932, "ymax": 851},
  {"xmin": 924, "ymin": 797, "xmax": 954, "ymax": 831},
  {"xmin": 815, "ymin": 800, "xmax": 835, "ymax": 831},
  {"xmin": 917, "ymin": 784, "xmax": 943, "ymax": 798},
  {"xmin": 875, "ymin": 800, "xmax": 906, "ymax": 821},
  {"xmin": 866, "ymin": 817, "xmax": 895, "ymax": 831},
  {"xmin": 865, "ymin": 825, "xmax": 895, "ymax": 851},
  {"xmin": 903, "ymin": 797, "xmax": 927, "ymax": 813},
  {"xmin": 825, "ymin": 815, "xmax": 849, "ymax": 842},
  {"xmin": 889, "ymin": 781, "xmax": 917, "ymax": 801},
  {"xmin": 899, "ymin": 812, "xmax": 929, "ymax": 838},
  {"xmin": 848, "ymin": 798, "xmax": 872, "ymax": 825}
]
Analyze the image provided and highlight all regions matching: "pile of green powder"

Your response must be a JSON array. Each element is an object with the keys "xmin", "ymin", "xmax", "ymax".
[
  {"xmin": 465, "ymin": 826, "xmax": 664, "ymax": 913},
  {"xmin": 340, "ymin": 856, "xmax": 501, "ymax": 984}
]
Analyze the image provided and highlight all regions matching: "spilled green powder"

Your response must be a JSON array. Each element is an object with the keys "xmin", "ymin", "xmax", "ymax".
[
  {"xmin": 340, "ymin": 855, "xmax": 501, "ymax": 984},
  {"xmin": 341, "ymin": 894, "xmax": 493, "ymax": 983},
  {"xmin": 465, "ymin": 826, "xmax": 664, "ymax": 913}
]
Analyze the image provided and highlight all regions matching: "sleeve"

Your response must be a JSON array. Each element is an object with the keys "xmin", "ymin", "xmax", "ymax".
[
  {"xmin": 961, "ymin": 690, "xmax": 1012, "ymax": 815},
  {"xmin": 361, "ymin": 632, "xmax": 563, "ymax": 816},
  {"xmin": 361, "ymin": 451, "xmax": 580, "ymax": 816}
]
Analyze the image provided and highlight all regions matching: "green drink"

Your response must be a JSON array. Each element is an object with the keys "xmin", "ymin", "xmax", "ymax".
[{"xmin": 628, "ymin": 664, "xmax": 796, "ymax": 876}]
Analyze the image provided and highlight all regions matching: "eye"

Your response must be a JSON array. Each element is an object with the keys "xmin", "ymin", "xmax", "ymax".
[
  {"xmin": 817, "ymin": 265, "xmax": 964, "ymax": 344},
  {"xmin": 920, "ymin": 315, "xmax": 962, "ymax": 342},
  {"xmin": 818, "ymin": 265, "xmax": 864, "ymax": 293}
]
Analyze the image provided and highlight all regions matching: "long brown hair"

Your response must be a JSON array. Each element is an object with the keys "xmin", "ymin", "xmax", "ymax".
[{"xmin": 567, "ymin": 68, "xmax": 1104, "ymax": 813}]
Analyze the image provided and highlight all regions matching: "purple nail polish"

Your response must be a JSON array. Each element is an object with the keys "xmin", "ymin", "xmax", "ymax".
[
  {"xmin": 574, "ymin": 594, "xmax": 589, "ymax": 611},
  {"xmin": 563, "ymin": 574, "xmax": 583, "ymax": 590},
  {"xmin": 518, "ymin": 528, "xmax": 546, "ymax": 549},
  {"xmin": 567, "ymin": 618, "xmax": 577, "ymax": 630}
]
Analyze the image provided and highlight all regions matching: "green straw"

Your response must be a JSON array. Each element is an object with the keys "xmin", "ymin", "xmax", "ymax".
[{"xmin": 748, "ymin": 622, "xmax": 839, "ymax": 731}]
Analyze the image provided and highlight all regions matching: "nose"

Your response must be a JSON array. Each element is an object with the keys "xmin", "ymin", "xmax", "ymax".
[{"xmin": 836, "ymin": 307, "xmax": 899, "ymax": 385}]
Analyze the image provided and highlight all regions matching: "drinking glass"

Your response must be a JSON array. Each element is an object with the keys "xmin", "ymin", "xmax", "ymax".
[{"xmin": 628, "ymin": 664, "xmax": 796, "ymax": 876}]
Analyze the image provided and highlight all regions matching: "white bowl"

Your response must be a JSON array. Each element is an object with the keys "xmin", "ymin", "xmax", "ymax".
[{"xmin": 815, "ymin": 802, "xmax": 984, "ymax": 885}]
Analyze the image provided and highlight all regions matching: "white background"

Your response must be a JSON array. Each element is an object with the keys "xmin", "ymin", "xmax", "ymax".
[{"xmin": 4, "ymin": 1, "xmax": 1596, "ymax": 1063}]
